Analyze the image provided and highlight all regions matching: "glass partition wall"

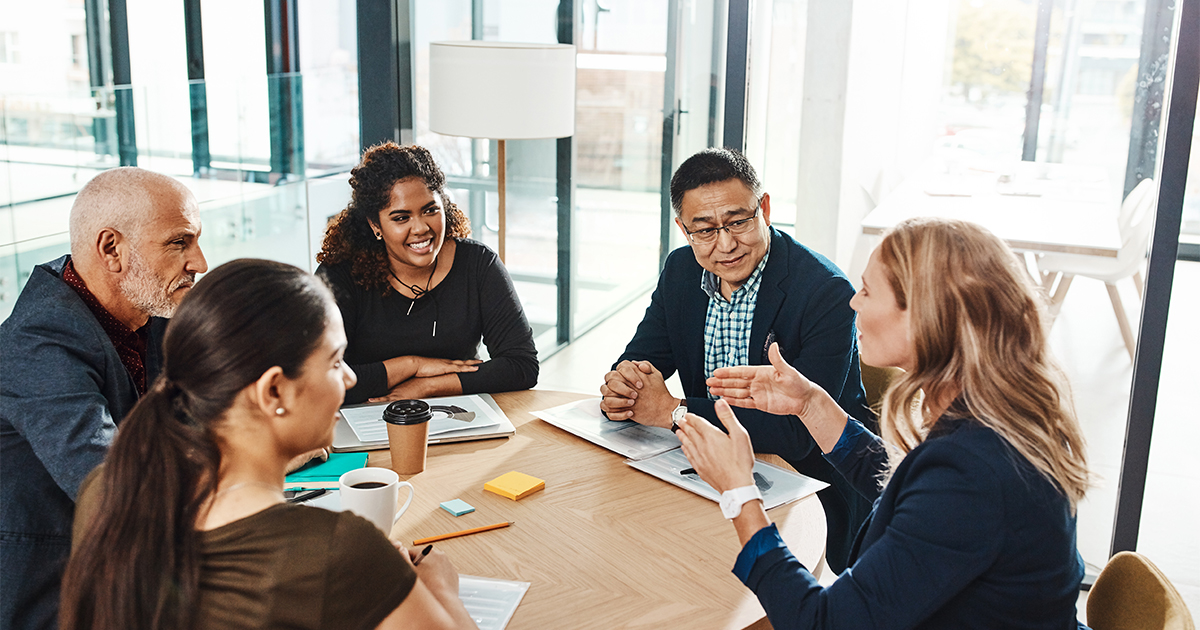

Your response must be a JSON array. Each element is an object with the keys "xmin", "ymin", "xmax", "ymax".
[
  {"xmin": 0, "ymin": 0, "xmax": 360, "ymax": 322},
  {"xmin": 412, "ymin": 0, "xmax": 677, "ymax": 349},
  {"xmin": 0, "ymin": 0, "xmax": 703, "ymax": 351}
]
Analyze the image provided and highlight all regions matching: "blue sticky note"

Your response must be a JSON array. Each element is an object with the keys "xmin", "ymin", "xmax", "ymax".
[{"xmin": 440, "ymin": 499, "xmax": 475, "ymax": 516}]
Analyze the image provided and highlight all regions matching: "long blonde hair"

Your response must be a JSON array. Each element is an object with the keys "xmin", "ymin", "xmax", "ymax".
[{"xmin": 876, "ymin": 218, "xmax": 1090, "ymax": 507}]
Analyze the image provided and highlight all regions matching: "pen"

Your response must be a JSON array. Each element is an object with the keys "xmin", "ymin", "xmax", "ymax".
[
  {"xmin": 285, "ymin": 489, "xmax": 327, "ymax": 503},
  {"xmin": 679, "ymin": 468, "xmax": 696, "ymax": 476},
  {"xmin": 412, "ymin": 544, "xmax": 433, "ymax": 566},
  {"xmin": 413, "ymin": 521, "xmax": 514, "ymax": 546}
]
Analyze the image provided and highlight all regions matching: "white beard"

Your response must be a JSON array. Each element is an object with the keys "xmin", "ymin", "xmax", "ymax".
[{"xmin": 119, "ymin": 248, "xmax": 187, "ymax": 318}]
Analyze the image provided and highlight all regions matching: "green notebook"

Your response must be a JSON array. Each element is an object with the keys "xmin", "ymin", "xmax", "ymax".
[{"xmin": 285, "ymin": 452, "xmax": 368, "ymax": 485}]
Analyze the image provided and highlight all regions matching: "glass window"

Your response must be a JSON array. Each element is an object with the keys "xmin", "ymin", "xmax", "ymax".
[
  {"xmin": 1137, "ymin": 107, "xmax": 1200, "ymax": 616},
  {"xmin": 740, "ymin": 0, "xmax": 1180, "ymax": 590},
  {"xmin": 201, "ymin": 0, "xmax": 271, "ymax": 167},
  {"xmin": 298, "ymin": 0, "xmax": 360, "ymax": 173},
  {"xmin": 127, "ymin": 0, "xmax": 192, "ymax": 173},
  {"xmin": 414, "ymin": 0, "xmax": 672, "ymax": 352}
]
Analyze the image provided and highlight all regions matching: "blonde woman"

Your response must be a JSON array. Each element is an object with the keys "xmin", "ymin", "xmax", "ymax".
[{"xmin": 679, "ymin": 218, "xmax": 1089, "ymax": 629}]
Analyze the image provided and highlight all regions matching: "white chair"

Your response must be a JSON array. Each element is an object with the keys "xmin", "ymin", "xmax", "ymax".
[{"xmin": 1037, "ymin": 178, "xmax": 1157, "ymax": 359}]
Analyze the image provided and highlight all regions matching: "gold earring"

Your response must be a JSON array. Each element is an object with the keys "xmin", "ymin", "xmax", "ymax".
[{"xmin": 375, "ymin": 232, "xmax": 382, "ymax": 240}]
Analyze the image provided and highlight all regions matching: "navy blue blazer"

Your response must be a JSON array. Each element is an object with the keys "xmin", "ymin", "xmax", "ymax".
[
  {"xmin": 617, "ymin": 227, "xmax": 870, "ymax": 462},
  {"xmin": 0, "ymin": 255, "xmax": 165, "ymax": 630},
  {"xmin": 740, "ymin": 416, "xmax": 1085, "ymax": 629}
]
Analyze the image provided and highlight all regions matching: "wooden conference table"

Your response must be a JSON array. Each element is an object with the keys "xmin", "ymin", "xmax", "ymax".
[{"xmin": 369, "ymin": 389, "xmax": 827, "ymax": 630}]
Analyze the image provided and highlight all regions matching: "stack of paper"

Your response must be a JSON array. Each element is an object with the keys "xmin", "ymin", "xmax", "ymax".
[
  {"xmin": 533, "ymin": 397, "xmax": 827, "ymax": 510},
  {"xmin": 531, "ymin": 397, "xmax": 680, "ymax": 460},
  {"xmin": 459, "ymin": 575, "xmax": 529, "ymax": 630},
  {"xmin": 627, "ymin": 449, "xmax": 827, "ymax": 509},
  {"xmin": 334, "ymin": 394, "xmax": 515, "ymax": 451}
]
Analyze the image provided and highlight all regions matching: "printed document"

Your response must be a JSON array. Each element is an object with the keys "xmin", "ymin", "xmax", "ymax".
[
  {"xmin": 532, "ymin": 397, "xmax": 681, "ymax": 460},
  {"xmin": 628, "ymin": 448, "xmax": 828, "ymax": 510}
]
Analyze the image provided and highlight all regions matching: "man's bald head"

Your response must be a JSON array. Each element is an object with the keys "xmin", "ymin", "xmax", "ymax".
[
  {"xmin": 69, "ymin": 167, "xmax": 194, "ymax": 258},
  {"xmin": 66, "ymin": 167, "xmax": 207, "ymax": 328}
]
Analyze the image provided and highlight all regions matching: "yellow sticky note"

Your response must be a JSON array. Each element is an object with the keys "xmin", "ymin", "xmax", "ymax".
[{"xmin": 484, "ymin": 471, "xmax": 545, "ymax": 501}]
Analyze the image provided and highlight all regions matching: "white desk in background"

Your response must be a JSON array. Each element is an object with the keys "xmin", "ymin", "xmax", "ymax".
[{"xmin": 854, "ymin": 161, "xmax": 1124, "ymax": 281}]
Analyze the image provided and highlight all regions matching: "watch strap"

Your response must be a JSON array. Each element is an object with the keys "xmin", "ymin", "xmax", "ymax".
[{"xmin": 720, "ymin": 485, "xmax": 763, "ymax": 519}]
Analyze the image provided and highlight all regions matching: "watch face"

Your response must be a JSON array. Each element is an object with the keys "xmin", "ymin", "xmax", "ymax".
[{"xmin": 672, "ymin": 405, "xmax": 687, "ymax": 421}]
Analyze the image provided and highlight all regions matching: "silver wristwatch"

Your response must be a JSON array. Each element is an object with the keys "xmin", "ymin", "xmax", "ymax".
[
  {"xmin": 719, "ymin": 485, "xmax": 763, "ymax": 519},
  {"xmin": 670, "ymin": 402, "xmax": 687, "ymax": 432}
]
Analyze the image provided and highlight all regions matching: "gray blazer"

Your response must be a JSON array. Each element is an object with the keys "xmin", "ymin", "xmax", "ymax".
[{"xmin": 0, "ymin": 255, "xmax": 165, "ymax": 630}]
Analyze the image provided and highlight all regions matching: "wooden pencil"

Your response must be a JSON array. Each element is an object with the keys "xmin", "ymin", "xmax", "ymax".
[{"xmin": 412, "ymin": 521, "xmax": 513, "ymax": 545}]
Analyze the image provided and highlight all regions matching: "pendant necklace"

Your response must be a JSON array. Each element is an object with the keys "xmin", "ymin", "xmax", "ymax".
[{"xmin": 390, "ymin": 254, "xmax": 439, "ymax": 316}]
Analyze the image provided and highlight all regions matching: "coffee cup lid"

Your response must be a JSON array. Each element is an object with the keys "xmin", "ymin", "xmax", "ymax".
[{"xmin": 383, "ymin": 399, "xmax": 433, "ymax": 425}]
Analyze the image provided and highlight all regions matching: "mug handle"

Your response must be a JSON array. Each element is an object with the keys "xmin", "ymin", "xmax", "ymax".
[{"xmin": 393, "ymin": 481, "xmax": 415, "ymax": 524}]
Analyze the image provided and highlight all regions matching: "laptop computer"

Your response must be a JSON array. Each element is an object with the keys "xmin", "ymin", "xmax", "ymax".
[{"xmin": 331, "ymin": 393, "xmax": 515, "ymax": 452}]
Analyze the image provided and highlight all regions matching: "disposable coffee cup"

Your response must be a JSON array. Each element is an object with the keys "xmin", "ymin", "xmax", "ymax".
[
  {"xmin": 338, "ymin": 467, "xmax": 414, "ymax": 535},
  {"xmin": 383, "ymin": 399, "xmax": 432, "ymax": 475}
]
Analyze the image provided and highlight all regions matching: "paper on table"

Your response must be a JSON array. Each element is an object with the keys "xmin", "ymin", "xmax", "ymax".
[
  {"xmin": 531, "ymin": 397, "xmax": 681, "ymax": 460},
  {"xmin": 459, "ymin": 575, "xmax": 529, "ymax": 630},
  {"xmin": 292, "ymin": 489, "xmax": 342, "ymax": 511},
  {"xmin": 343, "ymin": 394, "xmax": 502, "ymax": 443},
  {"xmin": 627, "ymin": 448, "xmax": 828, "ymax": 510}
]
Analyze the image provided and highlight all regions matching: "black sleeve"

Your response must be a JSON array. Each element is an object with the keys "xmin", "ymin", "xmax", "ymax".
[
  {"xmin": 456, "ymin": 249, "xmax": 539, "ymax": 394},
  {"xmin": 614, "ymin": 268, "xmax": 678, "ymax": 379},
  {"xmin": 317, "ymin": 264, "xmax": 390, "ymax": 403}
]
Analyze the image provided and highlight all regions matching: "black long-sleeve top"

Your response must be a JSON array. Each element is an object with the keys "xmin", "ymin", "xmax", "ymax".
[{"xmin": 316, "ymin": 238, "xmax": 539, "ymax": 404}]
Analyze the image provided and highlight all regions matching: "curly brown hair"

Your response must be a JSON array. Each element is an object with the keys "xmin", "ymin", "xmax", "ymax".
[{"xmin": 317, "ymin": 142, "xmax": 470, "ymax": 291}]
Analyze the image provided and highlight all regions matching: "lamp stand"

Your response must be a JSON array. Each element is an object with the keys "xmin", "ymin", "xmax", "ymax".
[{"xmin": 497, "ymin": 139, "xmax": 506, "ymax": 263}]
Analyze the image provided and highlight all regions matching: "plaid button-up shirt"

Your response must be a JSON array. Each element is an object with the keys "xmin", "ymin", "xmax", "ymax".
[{"xmin": 701, "ymin": 249, "xmax": 770, "ymax": 399}]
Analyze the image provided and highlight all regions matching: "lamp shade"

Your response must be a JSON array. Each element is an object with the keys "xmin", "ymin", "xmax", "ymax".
[{"xmin": 429, "ymin": 41, "xmax": 576, "ymax": 140}]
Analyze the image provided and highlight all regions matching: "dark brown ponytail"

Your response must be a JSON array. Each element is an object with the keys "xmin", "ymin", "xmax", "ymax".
[{"xmin": 60, "ymin": 259, "xmax": 334, "ymax": 630}]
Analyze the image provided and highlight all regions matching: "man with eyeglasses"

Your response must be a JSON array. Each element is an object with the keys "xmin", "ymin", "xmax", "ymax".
[{"xmin": 600, "ymin": 147, "xmax": 870, "ymax": 574}]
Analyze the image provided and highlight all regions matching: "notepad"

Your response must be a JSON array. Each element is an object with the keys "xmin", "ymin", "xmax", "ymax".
[
  {"xmin": 284, "ymin": 452, "xmax": 367, "ymax": 488},
  {"xmin": 440, "ymin": 499, "xmax": 476, "ymax": 516},
  {"xmin": 484, "ymin": 471, "xmax": 545, "ymax": 501}
]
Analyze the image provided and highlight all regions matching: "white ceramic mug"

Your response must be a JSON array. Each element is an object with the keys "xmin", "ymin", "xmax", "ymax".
[{"xmin": 338, "ymin": 468, "xmax": 414, "ymax": 535}]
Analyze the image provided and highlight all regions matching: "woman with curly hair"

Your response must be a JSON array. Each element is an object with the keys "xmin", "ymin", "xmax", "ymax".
[
  {"xmin": 683, "ymin": 218, "xmax": 1090, "ymax": 629},
  {"xmin": 317, "ymin": 143, "xmax": 538, "ymax": 404}
]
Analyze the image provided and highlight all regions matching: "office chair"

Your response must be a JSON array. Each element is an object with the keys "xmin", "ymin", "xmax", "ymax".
[{"xmin": 1086, "ymin": 551, "xmax": 1195, "ymax": 630}]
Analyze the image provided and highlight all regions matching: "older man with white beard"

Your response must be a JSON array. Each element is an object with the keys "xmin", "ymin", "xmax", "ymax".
[{"xmin": 0, "ymin": 167, "xmax": 207, "ymax": 630}]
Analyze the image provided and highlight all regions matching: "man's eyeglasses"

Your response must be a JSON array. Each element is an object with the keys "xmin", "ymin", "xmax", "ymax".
[{"xmin": 683, "ymin": 197, "xmax": 762, "ymax": 245}]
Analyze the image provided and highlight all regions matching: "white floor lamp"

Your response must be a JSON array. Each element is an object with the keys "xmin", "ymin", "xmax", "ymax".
[{"xmin": 429, "ymin": 41, "xmax": 576, "ymax": 264}]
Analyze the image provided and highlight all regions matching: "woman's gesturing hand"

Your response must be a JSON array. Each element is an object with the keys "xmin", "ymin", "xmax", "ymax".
[
  {"xmin": 674, "ymin": 399, "xmax": 756, "ymax": 494},
  {"xmin": 706, "ymin": 342, "xmax": 817, "ymax": 418}
]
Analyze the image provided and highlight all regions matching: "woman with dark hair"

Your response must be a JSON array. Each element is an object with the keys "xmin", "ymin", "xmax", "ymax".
[
  {"xmin": 60, "ymin": 259, "xmax": 476, "ymax": 630},
  {"xmin": 316, "ymin": 142, "xmax": 538, "ymax": 405},
  {"xmin": 680, "ymin": 218, "xmax": 1090, "ymax": 629}
]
